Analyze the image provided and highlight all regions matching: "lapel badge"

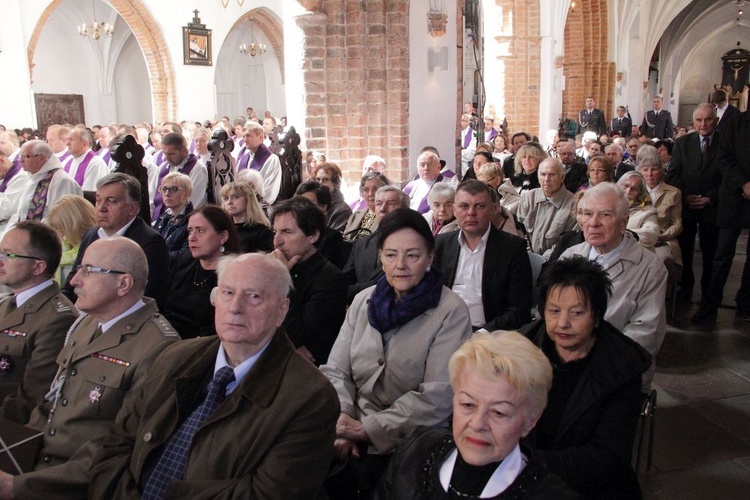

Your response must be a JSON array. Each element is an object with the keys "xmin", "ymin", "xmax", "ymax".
[
  {"xmin": 89, "ymin": 386, "xmax": 103, "ymax": 404},
  {"xmin": 0, "ymin": 356, "xmax": 12, "ymax": 373}
]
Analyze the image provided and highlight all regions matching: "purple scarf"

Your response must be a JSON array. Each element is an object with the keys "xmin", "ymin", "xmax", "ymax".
[
  {"xmin": 66, "ymin": 150, "xmax": 95, "ymax": 187},
  {"xmin": 0, "ymin": 158, "xmax": 22, "ymax": 193},
  {"xmin": 367, "ymin": 268, "xmax": 443, "ymax": 334},
  {"xmin": 238, "ymin": 144, "xmax": 272, "ymax": 172}
]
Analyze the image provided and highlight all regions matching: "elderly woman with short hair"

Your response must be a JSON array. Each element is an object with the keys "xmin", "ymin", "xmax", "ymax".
[
  {"xmin": 521, "ymin": 256, "xmax": 650, "ymax": 498},
  {"xmin": 637, "ymin": 144, "xmax": 683, "ymax": 267},
  {"xmin": 617, "ymin": 171, "xmax": 660, "ymax": 249},
  {"xmin": 343, "ymin": 172, "xmax": 390, "ymax": 241},
  {"xmin": 375, "ymin": 331, "xmax": 577, "ymax": 499},
  {"xmin": 476, "ymin": 161, "xmax": 521, "ymax": 215},
  {"xmin": 423, "ymin": 183, "xmax": 459, "ymax": 236}
]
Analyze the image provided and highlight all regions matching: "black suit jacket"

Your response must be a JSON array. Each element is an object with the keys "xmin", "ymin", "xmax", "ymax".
[
  {"xmin": 563, "ymin": 160, "xmax": 588, "ymax": 193},
  {"xmin": 665, "ymin": 131, "xmax": 721, "ymax": 225},
  {"xmin": 717, "ymin": 104, "xmax": 741, "ymax": 133},
  {"xmin": 715, "ymin": 111, "xmax": 750, "ymax": 228},
  {"xmin": 62, "ymin": 217, "xmax": 170, "ymax": 301},
  {"xmin": 433, "ymin": 227, "xmax": 531, "ymax": 330},
  {"xmin": 608, "ymin": 116, "xmax": 633, "ymax": 137},
  {"xmin": 640, "ymin": 110, "xmax": 675, "ymax": 139},
  {"xmin": 283, "ymin": 251, "xmax": 348, "ymax": 365},
  {"xmin": 342, "ymin": 232, "xmax": 383, "ymax": 304},
  {"xmin": 614, "ymin": 161, "xmax": 635, "ymax": 181},
  {"xmin": 577, "ymin": 109, "xmax": 606, "ymax": 136}
]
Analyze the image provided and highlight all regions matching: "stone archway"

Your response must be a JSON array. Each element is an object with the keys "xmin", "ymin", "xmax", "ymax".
[
  {"xmin": 28, "ymin": 0, "xmax": 178, "ymax": 122},
  {"xmin": 562, "ymin": 0, "xmax": 615, "ymax": 121}
]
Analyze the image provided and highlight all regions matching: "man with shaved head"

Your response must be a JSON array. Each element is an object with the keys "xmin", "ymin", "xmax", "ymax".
[{"xmin": 0, "ymin": 237, "xmax": 179, "ymax": 498}]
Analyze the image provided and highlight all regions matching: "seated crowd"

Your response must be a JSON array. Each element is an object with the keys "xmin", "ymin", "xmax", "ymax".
[{"xmin": 0, "ymin": 98, "xmax": 735, "ymax": 498}]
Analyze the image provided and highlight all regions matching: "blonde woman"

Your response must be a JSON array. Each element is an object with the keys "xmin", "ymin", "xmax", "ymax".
[
  {"xmin": 46, "ymin": 195, "xmax": 97, "ymax": 283},
  {"xmin": 511, "ymin": 143, "xmax": 548, "ymax": 195},
  {"xmin": 220, "ymin": 181, "xmax": 274, "ymax": 253}
]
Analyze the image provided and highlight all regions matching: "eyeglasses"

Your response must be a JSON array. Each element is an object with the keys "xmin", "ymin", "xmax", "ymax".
[
  {"xmin": 158, "ymin": 186, "xmax": 184, "ymax": 194},
  {"xmin": 0, "ymin": 251, "xmax": 41, "ymax": 261},
  {"xmin": 72, "ymin": 265, "xmax": 127, "ymax": 277}
]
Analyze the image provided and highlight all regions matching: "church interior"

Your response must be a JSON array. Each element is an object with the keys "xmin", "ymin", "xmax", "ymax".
[{"xmin": 2, "ymin": 1, "xmax": 750, "ymax": 497}]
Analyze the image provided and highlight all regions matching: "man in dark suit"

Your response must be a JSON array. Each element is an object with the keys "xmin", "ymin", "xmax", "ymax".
[
  {"xmin": 557, "ymin": 140, "xmax": 587, "ymax": 192},
  {"xmin": 713, "ymin": 89, "xmax": 740, "ymax": 133},
  {"xmin": 576, "ymin": 96, "xmax": 606, "ymax": 136},
  {"xmin": 433, "ymin": 180, "xmax": 532, "ymax": 331},
  {"xmin": 61, "ymin": 173, "xmax": 169, "ymax": 301},
  {"xmin": 608, "ymin": 105, "xmax": 633, "ymax": 137},
  {"xmin": 343, "ymin": 186, "xmax": 410, "ymax": 303},
  {"xmin": 605, "ymin": 143, "xmax": 635, "ymax": 181},
  {"xmin": 692, "ymin": 108, "xmax": 750, "ymax": 322},
  {"xmin": 665, "ymin": 104, "xmax": 721, "ymax": 305},
  {"xmin": 640, "ymin": 96, "xmax": 675, "ymax": 139},
  {"xmin": 270, "ymin": 197, "xmax": 347, "ymax": 365}
]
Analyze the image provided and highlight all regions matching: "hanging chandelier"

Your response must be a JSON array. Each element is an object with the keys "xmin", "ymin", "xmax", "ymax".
[
  {"xmin": 239, "ymin": 23, "xmax": 266, "ymax": 57},
  {"xmin": 78, "ymin": 0, "xmax": 113, "ymax": 40}
]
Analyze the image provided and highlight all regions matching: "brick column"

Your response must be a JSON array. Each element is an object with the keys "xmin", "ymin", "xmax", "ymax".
[
  {"xmin": 494, "ymin": 0, "xmax": 542, "ymax": 138},
  {"xmin": 562, "ymin": 0, "xmax": 615, "ymax": 125},
  {"xmin": 295, "ymin": 0, "xmax": 410, "ymax": 184}
]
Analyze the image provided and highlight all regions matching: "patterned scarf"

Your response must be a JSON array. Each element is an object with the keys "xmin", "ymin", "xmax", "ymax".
[
  {"xmin": 26, "ymin": 169, "xmax": 58, "ymax": 221},
  {"xmin": 367, "ymin": 268, "xmax": 443, "ymax": 334}
]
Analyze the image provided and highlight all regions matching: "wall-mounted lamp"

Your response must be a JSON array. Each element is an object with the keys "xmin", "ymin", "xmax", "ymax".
[{"xmin": 428, "ymin": 47, "xmax": 450, "ymax": 72}]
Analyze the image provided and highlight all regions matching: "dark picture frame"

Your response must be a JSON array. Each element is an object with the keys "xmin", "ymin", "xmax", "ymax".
[{"xmin": 183, "ymin": 11, "xmax": 212, "ymax": 66}]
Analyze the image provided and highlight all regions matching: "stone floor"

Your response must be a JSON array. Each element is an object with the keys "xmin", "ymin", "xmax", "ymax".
[{"xmin": 640, "ymin": 233, "xmax": 750, "ymax": 499}]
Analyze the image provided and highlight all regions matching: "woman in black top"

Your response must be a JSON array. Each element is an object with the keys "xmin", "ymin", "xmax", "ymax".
[
  {"xmin": 159, "ymin": 205, "xmax": 240, "ymax": 338},
  {"xmin": 152, "ymin": 172, "xmax": 193, "ymax": 266},
  {"xmin": 220, "ymin": 181, "xmax": 273, "ymax": 253}
]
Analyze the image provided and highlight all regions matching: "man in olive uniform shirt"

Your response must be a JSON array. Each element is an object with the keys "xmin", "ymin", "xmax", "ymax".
[
  {"xmin": 0, "ymin": 221, "xmax": 77, "ymax": 422},
  {"xmin": 0, "ymin": 237, "xmax": 179, "ymax": 498}
]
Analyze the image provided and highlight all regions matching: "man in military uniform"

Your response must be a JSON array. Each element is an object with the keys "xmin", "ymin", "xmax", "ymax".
[
  {"xmin": 0, "ymin": 221, "xmax": 77, "ymax": 423},
  {"xmin": 577, "ymin": 96, "xmax": 607, "ymax": 136},
  {"xmin": 640, "ymin": 96, "xmax": 675, "ymax": 139},
  {"xmin": 0, "ymin": 237, "xmax": 179, "ymax": 498},
  {"xmin": 609, "ymin": 105, "xmax": 633, "ymax": 137}
]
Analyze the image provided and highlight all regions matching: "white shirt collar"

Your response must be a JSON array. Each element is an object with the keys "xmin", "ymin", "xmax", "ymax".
[
  {"xmin": 97, "ymin": 216, "xmax": 137, "ymax": 239},
  {"xmin": 15, "ymin": 279, "xmax": 55, "ymax": 308},
  {"xmin": 458, "ymin": 224, "xmax": 491, "ymax": 250},
  {"xmin": 214, "ymin": 340, "xmax": 271, "ymax": 395},
  {"xmin": 588, "ymin": 234, "xmax": 628, "ymax": 269},
  {"xmin": 100, "ymin": 299, "xmax": 146, "ymax": 333},
  {"xmin": 439, "ymin": 444, "xmax": 526, "ymax": 497}
]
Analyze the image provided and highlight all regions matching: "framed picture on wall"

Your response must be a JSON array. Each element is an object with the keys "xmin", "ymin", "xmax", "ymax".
[
  {"xmin": 34, "ymin": 94, "xmax": 85, "ymax": 132},
  {"xmin": 183, "ymin": 11, "xmax": 212, "ymax": 66}
]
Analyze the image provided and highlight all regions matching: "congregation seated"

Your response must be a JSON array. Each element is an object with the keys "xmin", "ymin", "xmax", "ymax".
[
  {"xmin": 343, "ymin": 172, "xmax": 390, "ymax": 241},
  {"xmin": 152, "ymin": 171, "xmax": 193, "ymax": 266},
  {"xmin": 45, "ymin": 194, "xmax": 97, "ymax": 283},
  {"xmin": 158, "ymin": 204, "xmax": 240, "ymax": 339},
  {"xmin": 375, "ymin": 331, "xmax": 578, "ymax": 499},
  {"xmin": 321, "ymin": 209, "xmax": 472, "ymax": 499},
  {"xmin": 637, "ymin": 144, "xmax": 683, "ymax": 269},
  {"xmin": 313, "ymin": 162, "xmax": 352, "ymax": 232},
  {"xmin": 219, "ymin": 181, "xmax": 274, "ymax": 253},
  {"xmin": 295, "ymin": 181, "xmax": 349, "ymax": 269},
  {"xmin": 270, "ymin": 197, "xmax": 348, "ymax": 365},
  {"xmin": 343, "ymin": 186, "xmax": 410, "ymax": 303},
  {"xmin": 521, "ymin": 256, "xmax": 650, "ymax": 499},
  {"xmin": 511, "ymin": 143, "xmax": 547, "ymax": 196},
  {"xmin": 617, "ymin": 171, "xmax": 660, "ymax": 249},
  {"xmin": 423, "ymin": 183, "xmax": 459, "ymax": 236},
  {"xmin": 475, "ymin": 161, "xmax": 521, "ymax": 215}
]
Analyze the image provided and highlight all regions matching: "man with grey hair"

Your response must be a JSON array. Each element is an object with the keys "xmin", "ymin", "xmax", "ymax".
[
  {"xmin": 343, "ymin": 185, "xmax": 410, "ymax": 302},
  {"xmin": 80, "ymin": 253, "xmax": 338, "ymax": 498},
  {"xmin": 517, "ymin": 157, "xmax": 577, "ymax": 258},
  {"xmin": 0, "ymin": 237, "xmax": 179, "ymax": 498},
  {"xmin": 403, "ymin": 150, "xmax": 455, "ymax": 214},
  {"xmin": 556, "ymin": 140, "xmax": 587, "ymax": 193},
  {"xmin": 605, "ymin": 143, "xmax": 635, "ymax": 181},
  {"xmin": 665, "ymin": 103, "xmax": 720, "ymax": 306},
  {"xmin": 6, "ymin": 140, "xmax": 81, "ymax": 232},
  {"xmin": 65, "ymin": 127, "xmax": 109, "ymax": 190},
  {"xmin": 237, "ymin": 121, "xmax": 281, "ymax": 204},
  {"xmin": 62, "ymin": 173, "xmax": 168, "ymax": 301},
  {"xmin": 561, "ymin": 182, "xmax": 667, "ymax": 389},
  {"xmin": 152, "ymin": 132, "xmax": 208, "ymax": 223}
]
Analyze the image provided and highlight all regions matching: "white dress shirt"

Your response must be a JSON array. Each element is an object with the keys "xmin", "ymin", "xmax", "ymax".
[{"xmin": 453, "ymin": 226, "xmax": 491, "ymax": 327}]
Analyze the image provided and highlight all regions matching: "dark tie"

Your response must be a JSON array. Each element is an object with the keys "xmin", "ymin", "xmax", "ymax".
[
  {"xmin": 5, "ymin": 295, "xmax": 17, "ymax": 314},
  {"xmin": 701, "ymin": 136, "xmax": 710, "ymax": 163},
  {"xmin": 142, "ymin": 366, "xmax": 235, "ymax": 499}
]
